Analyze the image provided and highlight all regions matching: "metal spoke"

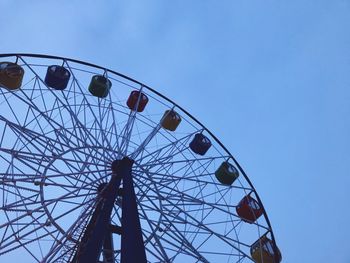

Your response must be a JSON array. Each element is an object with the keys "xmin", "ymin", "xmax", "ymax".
[{"xmin": 0, "ymin": 54, "xmax": 278, "ymax": 263}]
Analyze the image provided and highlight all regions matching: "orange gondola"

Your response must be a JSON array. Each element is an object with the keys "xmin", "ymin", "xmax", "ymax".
[{"xmin": 251, "ymin": 235, "xmax": 282, "ymax": 263}]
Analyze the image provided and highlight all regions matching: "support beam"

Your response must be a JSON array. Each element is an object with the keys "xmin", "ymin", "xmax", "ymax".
[
  {"xmin": 121, "ymin": 158, "xmax": 147, "ymax": 263},
  {"xmin": 102, "ymin": 228, "xmax": 115, "ymax": 263},
  {"xmin": 70, "ymin": 157, "xmax": 147, "ymax": 263},
  {"xmin": 70, "ymin": 160, "xmax": 123, "ymax": 263}
]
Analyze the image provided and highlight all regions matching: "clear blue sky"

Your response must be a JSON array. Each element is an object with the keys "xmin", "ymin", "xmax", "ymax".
[{"xmin": 1, "ymin": 1, "xmax": 350, "ymax": 262}]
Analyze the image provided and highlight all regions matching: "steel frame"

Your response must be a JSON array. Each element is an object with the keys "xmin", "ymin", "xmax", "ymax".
[{"xmin": 0, "ymin": 53, "xmax": 279, "ymax": 263}]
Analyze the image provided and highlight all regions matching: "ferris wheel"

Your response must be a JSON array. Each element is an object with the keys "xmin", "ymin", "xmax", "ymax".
[{"xmin": 0, "ymin": 54, "xmax": 281, "ymax": 263}]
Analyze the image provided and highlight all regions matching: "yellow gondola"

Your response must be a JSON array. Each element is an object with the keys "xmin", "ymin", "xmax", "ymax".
[
  {"xmin": 0, "ymin": 62, "xmax": 24, "ymax": 90},
  {"xmin": 251, "ymin": 235, "xmax": 282, "ymax": 263},
  {"xmin": 161, "ymin": 110, "xmax": 181, "ymax": 131}
]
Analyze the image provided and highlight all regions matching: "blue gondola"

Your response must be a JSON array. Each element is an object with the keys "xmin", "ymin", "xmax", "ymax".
[
  {"xmin": 44, "ymin": 65, "xmax": 70, "ymax": 90},
  {"xmin": 189, "ymin": 133, "xmax": 211, "ymax": 155}
]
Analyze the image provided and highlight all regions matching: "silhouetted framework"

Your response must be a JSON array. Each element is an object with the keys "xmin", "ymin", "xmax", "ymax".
[
  {"xmin": 0, "ymin": 54, "xmax": 281, "ymax": 263},
  {"xmin": 70, "ymin": 157, "xmax": 147, "ymax": 263}
]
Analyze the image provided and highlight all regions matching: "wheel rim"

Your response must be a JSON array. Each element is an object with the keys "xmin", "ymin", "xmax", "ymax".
[{"xmin": 0, "ymin": 54, "xmax": 279, "ymax": 263}]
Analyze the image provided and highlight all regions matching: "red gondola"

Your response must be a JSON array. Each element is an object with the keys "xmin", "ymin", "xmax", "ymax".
[
  {"xmin": 126, "ymin": 90, "xmax": 148, "ymax": 112},
  {"xmin": 236, "ymin": 195, "xmax": 263, "ymax": 223}
]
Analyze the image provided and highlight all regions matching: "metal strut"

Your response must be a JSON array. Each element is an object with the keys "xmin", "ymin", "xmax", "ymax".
[
  {"xmin": 70, "ymin": 157, "xmax": 147, "ymax": 263},
  {"xmin": 121, "ymin": 158, "xmax": 147, "ymax": 263}
]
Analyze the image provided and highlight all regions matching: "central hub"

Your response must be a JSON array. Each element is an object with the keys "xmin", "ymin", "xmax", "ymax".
[
  {"xmin": 111, "ymin": 159, "xmax": 120, "ymax": 173},
  {"xmin": 111, "ymin": 157, "xmax": 135, "ymax": 174},
  {"xmin": 97, "ymin": 182, "xmax": 108, "ymax": 193}
]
